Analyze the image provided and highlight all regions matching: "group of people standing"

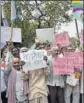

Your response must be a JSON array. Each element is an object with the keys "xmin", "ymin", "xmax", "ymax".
[{"xmin": 1, "ymin": 40, "xmax": 83, "ymax": 103}]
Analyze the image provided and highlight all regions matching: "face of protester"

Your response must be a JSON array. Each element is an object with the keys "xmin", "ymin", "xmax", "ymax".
[
  {"xmin": 62, "ymin": 47, "xmax": 67, "ymax": 52},
  {"xmin": 52, "ymin": 49, "xmax": 58, "ymax": 57},
  {"xmin": 13, "ymin": 58, "xmax": 20, "ymax": 71},
  {"xmin": 39, "ymin": 44, "xmax": 45, "ymax": 50},
  {"xmin": 47, "ymin": 50, "xmax": 52, "ymax": 56},
  {"xmin": 12, "ymin": 48, "xmax": 19, "ymax": 58},
  {"xmin": 3, "ymin": 50, "xmax": 7, "ymax": 57},
  {"xmin": 45, "ymin": 45, "xmax": 51, "ymax": 51},
  {"xmin": 57, "ymin": 44, "xmax": 62, "ymax": 50},
  {"xmin": 2, "ymin": 54, "xmax": 6, "ymax": 61}
]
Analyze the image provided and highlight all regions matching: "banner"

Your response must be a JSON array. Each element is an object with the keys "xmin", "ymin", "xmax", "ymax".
[
  {"xmin": 20, "ymin": 50, "xmax": 47, "ymax": 71},
  {"xmin": 53, "ymin": 57, "xmax": 74, "ymax": 75},
  {"xmin": 54, "ymin": 32, "xmax": 70, "ymax": 47}
]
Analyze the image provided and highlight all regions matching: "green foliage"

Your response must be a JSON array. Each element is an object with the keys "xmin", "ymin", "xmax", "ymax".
[
  {"xmin": 70, "ymin": 37, "xmax": 78, "ymax": 49},
  {"xmin": 44, "ymin": 1, "xmax": 72, "ymax": 27},
  {"xmin": 3, "ymin": 1, "xmax": 72, "ymax": 47},
  {"xmin": 3, "ymin": 2, "xmax": 11, "ymax": 25}
]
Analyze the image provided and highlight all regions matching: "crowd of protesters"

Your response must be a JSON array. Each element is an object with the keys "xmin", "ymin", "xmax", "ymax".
[{"xmin": 1, "ymin": 39, "xmax": 83, "ymax": 103}]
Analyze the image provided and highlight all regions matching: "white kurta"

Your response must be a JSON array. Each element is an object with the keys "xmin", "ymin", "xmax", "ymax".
[{"xmin": 16, "ymin": 71, "xmax": 28, "ymax": 102}]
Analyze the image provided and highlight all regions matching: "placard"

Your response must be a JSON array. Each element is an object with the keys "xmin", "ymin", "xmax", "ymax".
[
  {"xmin": 36, "ymin": 28, "xmax": 54, "ymax": 42},
  {"xmin": 66, "ymin": 74, "xmax": 79, "ymax": 86},
  {"xmin": 1, "ymin": 26, "xmax": 22, "ymax": 43},
  {"xmin": 54, "ymin": 32, "xmax": 70, "ymax": 47},
  {"xmin": 64, "ymin": 52, "xmax": 83, "ymax": 69},
  {"xmin": 20, "ymin": 50, "xmax": 47, "ymax": 71},
  {"xmin": 53, "ymin": 57, "xmax": 74, "ymax": 75}
]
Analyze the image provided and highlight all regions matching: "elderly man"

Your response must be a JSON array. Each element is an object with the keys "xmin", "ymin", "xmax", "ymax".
[
  {"xmin": 47, "ymin": 47, "xmax": 65, "ymax": 103},
  {"xmin": 6, "ymin": 58, "xmax": 29, "ymax": 103},
  {"xmin": 64, "ymin": 47, "xmax": 81, "ymax": 103}
]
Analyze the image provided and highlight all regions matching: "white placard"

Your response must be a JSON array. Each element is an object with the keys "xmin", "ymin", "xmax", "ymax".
[
  {"xmin": 20, "ymin": 50, "xmax": 47, "ymax": 71},
  {"xmin": 1, "ymin": 26, "xmax": 22, "ymax": 43},
  {"xmin": 66, "ymin": 74, "xmax": 79, "ymax": 86},
  {"xmin": 36, "ymin": 28, "xmax": 55, "ymax": 42}
]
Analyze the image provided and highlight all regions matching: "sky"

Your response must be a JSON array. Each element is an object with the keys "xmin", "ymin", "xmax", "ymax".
[
  {"xmin": 56, "ymin": 9, "xmax": 83, "ymax": 38},
  {"xmin": 56, "ymin": 20, "xmax": 83, "ymax": 38}
]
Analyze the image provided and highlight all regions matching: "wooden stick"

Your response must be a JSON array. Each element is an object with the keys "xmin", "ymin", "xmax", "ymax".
[
  {"xmin": 10, "ymin": 21, "xmax": 13, "ymax": 41},
  {"xmin": 75, "ymin": 19, "xmax": 80, "ymax": 41}
]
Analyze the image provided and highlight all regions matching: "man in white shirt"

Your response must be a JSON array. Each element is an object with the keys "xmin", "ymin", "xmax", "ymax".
[
  {"xmin": 6, "ymin": 58, "xmax": 29, "ymax": 103},
  {"xmin": 47, "ymin": 47, "xmax": 65, "ymax": 103}
]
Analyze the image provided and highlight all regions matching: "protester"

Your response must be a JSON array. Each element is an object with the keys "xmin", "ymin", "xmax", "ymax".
[
  {"xmin": 5, "ymin": 41, "xmax": 14, "ymax": 68},
  {"xmin": 22, "ymin": 67, "xmax": 49, "ymax": 103},
  {"xmin": 1, "ymin": 37, "xmax": 83, "ymax": 103},
  {"xmin": 30, "ymin": 39, "xmax": 40, "ymax": 50},
  {"xmin": 1, "ymin": 54, "xmax": 8, "ymax": 103},
  {"xmin": 22, "ymin": 51, "xmax": 49, "ymax": 103},
  {"xmin": 80, "ymin": 69, "xmax": 84, "ymax": 103},
  {"xmin": 3, "ymin": 41, "xmax": 14, "ymax": 91},
  {"xmin": 64, "ymin": 47, "xmax": 81, "ymax": 103},
  {"xmin": 12, "ymin": 48, "xmax": 20, "ymax": 58},
  {"xmin": 20, "ymin": 47, "xmax": 28, "ymax": 53},
  {"xmin": 47, "ymin": 47, "xmax": 65, "ymax": 103},
  {"xmin": 6, "ymin": 58, "xmax": 29, "ymax": 103},
  {"xmin": 80, "ymin": 44, "xmax": 83, "ymax": 103}
]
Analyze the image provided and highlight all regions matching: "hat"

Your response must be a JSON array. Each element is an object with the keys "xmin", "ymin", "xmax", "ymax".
[
  {"xmin": 35, "ymin": 39, "xmax": 40, "ymax": 43},
  {"xmin": 20, "ymin": 47, "xmax": 28, "ymax": 52}
]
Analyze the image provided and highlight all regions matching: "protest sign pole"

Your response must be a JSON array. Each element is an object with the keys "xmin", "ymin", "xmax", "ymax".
[
  {"xmin": 9, "ymin": 1, "xmax": 16, "ymax": 43},
  {"xmin": 10, "ymin": 21, "xmax": 13, "ymax": 41},
  {"xmin": 75, "ymin": 19, "xmax": 80, "ymax": 41}
]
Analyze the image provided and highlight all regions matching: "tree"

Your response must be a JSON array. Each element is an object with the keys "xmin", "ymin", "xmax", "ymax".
[
  {"xmin": 3, "ymin": 0, "xmax": 72, "ymax": 47},
  {"xmin": 70, "ymin": 37, "xmax": 78, "ymax": 49}
]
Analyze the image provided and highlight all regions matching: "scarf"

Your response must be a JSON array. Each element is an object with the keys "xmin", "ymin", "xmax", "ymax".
[{"xmin": 8, "ymin": 69, "xmax": 29, "ymax": 103}]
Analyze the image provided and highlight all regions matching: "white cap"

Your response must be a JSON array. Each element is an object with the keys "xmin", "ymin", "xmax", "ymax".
[{"xmin": 20, "ymin": 47, "xmax": 28, "ymax": 52}]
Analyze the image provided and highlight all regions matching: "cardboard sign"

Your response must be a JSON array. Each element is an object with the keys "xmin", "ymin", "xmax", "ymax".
[
  {"xmin": 1, "ymin": 26, "xmax": 22, "ymax": 43},
  {"xmin": 36, "ymin": 28, "xmax": 55, "ymax": 42},
  {"xmin": 53, "ymin": 57, "xmax": 74, "ymax": 75},
  {"xmin": 64, "ymin": 52, "xmax": 83, "ymax": 69},
  {"xmin": 20, "ymin": 50, "xmax": 47, "ymax": 71},
  {"xmin": 66, "ymin": 74, "xmax": 79, "ymax": 86},
  {"xmin": 54, "ymin": 32, "xmax": 70, "ymax": 47}
]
